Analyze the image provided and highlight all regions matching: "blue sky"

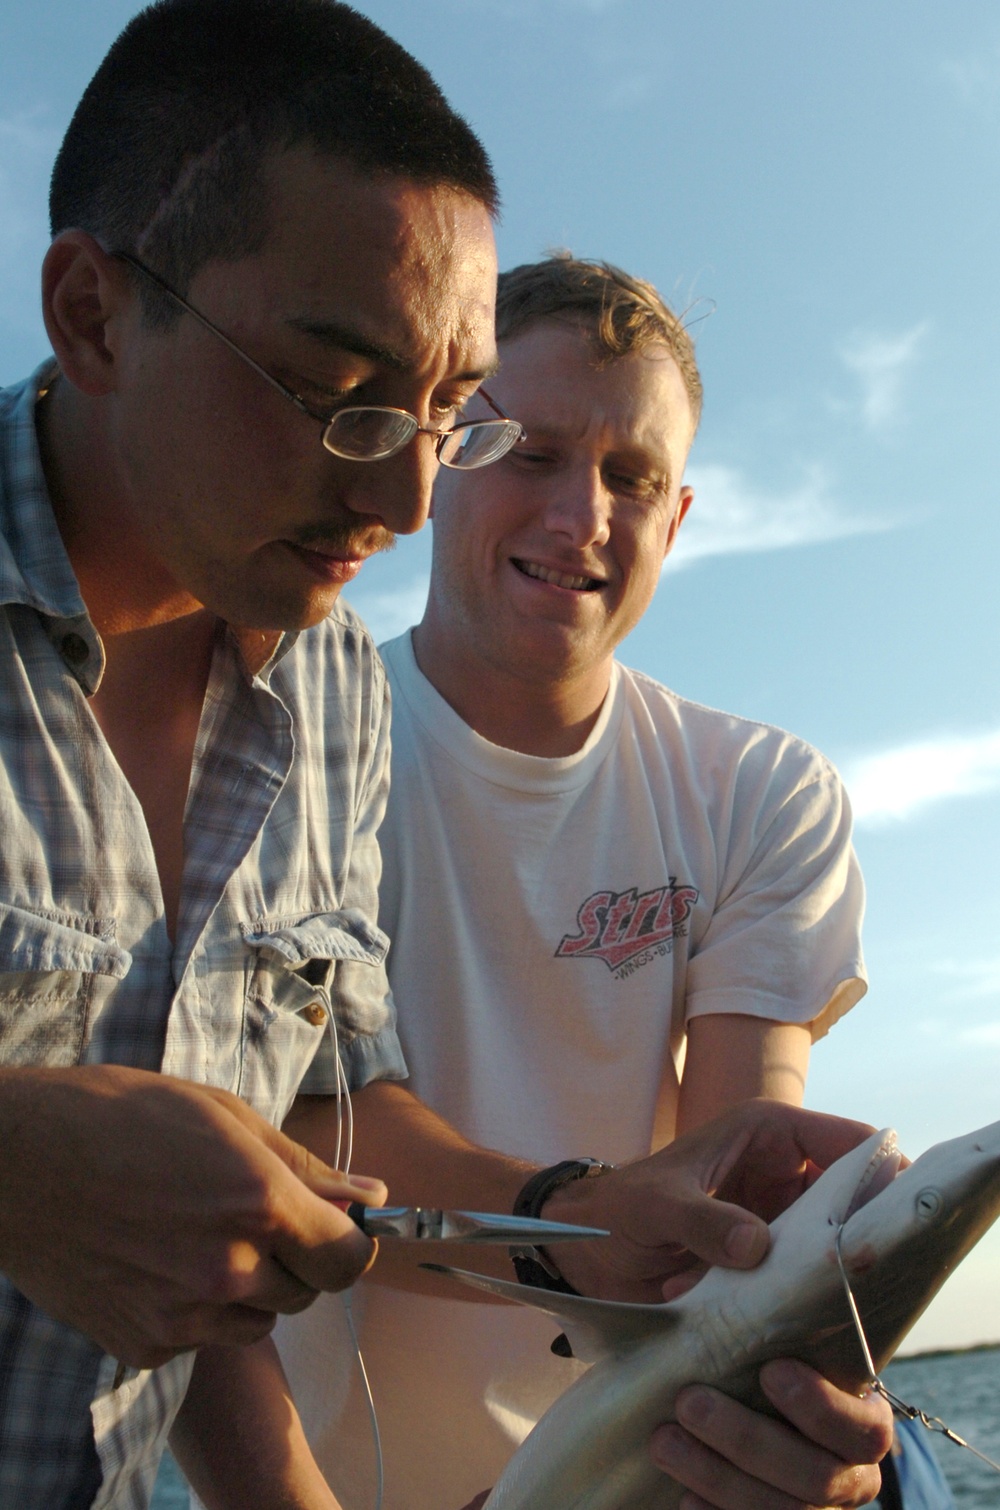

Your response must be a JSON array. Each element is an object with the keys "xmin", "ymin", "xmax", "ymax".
[{"xmin": 3, "ymin": 0, "xmax": 1000, "ymax": 1351}]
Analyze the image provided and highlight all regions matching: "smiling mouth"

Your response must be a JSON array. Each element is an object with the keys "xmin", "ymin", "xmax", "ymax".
[{"xmin": 512, "ymin": 558, "xmax": 603, "ymax": 592}]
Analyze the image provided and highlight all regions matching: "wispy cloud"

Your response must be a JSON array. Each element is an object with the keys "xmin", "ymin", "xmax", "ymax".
[
  {"xmin": 844, "ymin": 727, "xmax": 1000, "ymax": 827},
  {"xmin": 930, "ymin": 955, "xmax": 1000, "ymax": 1047},
  {"xmin": 944, "ymin": 46, "xmax": 1000, "ymax": 121},
  {"xmin": 342, "ymin": 573, "xmax": 429, "ymax": 646},
  {"xmin": 957, "ymin": 1021, "xmax": 1000, "ymax": 1047},
  {"xmin": 932, "ymin": 956, "xmax": 1000, "ymax": 1004},
  {"xmin": 665, "ymin": 461, "xmax": 886, "ymax": 571},
  {"xmin": 837, "ymin": 322, "xmax": 928, "ymax": 433},
  {"xmin": 603, "ymin": 71, "xmax": 654, "ymax": 109}
]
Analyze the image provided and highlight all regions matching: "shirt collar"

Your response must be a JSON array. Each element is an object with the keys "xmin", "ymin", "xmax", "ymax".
[{"xmin": 0, "ymin": 362, "xmax": 90, "ymax": 623}]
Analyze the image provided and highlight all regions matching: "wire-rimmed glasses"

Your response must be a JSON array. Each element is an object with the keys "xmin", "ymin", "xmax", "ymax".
[{"xmin": 113, "ymin": 251, "xmax": 523, "ymax": 470}]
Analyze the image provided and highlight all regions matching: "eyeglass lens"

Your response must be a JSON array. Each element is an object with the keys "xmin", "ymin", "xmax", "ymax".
[
  {"xmin": 321, "ymin": 408, "xmax": 519, "ymax": 470},
  {"xmin": 322, "ymin": 408, "xmax": 418, "ymax": 461},
  {"xmin": 436, "ymin": 422, "xmax": 519, "ymax": 470}
]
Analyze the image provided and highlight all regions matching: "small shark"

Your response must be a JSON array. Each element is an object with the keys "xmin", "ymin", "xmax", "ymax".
[{"xmin": 430, "ymin": 1120, "xmax": 1000, "ymax": 1509}]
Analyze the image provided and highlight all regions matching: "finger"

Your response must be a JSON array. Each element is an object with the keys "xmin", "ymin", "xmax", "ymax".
[
  {"xmin": 652, "ymin": 1422, "xmax": 806, "ymax": 1510},
  {"xmin": 660, "ymin": 1190, "xmax": 770, "ymax": 1271},
  {"xmin": 108, "ymin": 1300, "xmax": 282, "ymax": 1368},
  {"xmin": 199, "ymin": 1084, "xmax": 389, "ymax": 1205},
  {"xmin": 194, "ymin": 1301, "xmax": 283, "ymax": 1349},
  {"xmin": 254, "ymin": 1118, "xmax": 388, "ymax": 1206},
  {"xmin": 764, "ymin": 1104, "xmax": 878, "ymax": 1174},
  {"xmin": 666, "ymin": 1384, "xmax": 883, "ymax": 1507},
  {"xmin": 661, "ymin": 1262, "xmax": 709, "ymax": 1302},
  {"xmin": 271, "ymin": 1192, "xmax": 378, "ymax": 1295},
  {"xmin": 230, "ymin": 1250, "xmax": 321, "ymax": 1314},
  {"xmin": 760, "ymin": 1360, "xmax": 895, "ymax": 1463}
]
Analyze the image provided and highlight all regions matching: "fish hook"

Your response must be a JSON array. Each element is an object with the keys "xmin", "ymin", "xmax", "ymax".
[{"xmin": 833, "ymin": 1223, "xmax": 1000, "ymax": 1478}]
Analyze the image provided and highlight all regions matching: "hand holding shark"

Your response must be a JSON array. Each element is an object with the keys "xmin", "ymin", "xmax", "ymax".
[
  {"xmin": 541, "ymin": 1099, "xmax": 882, "ymax": 1304},
  {"xmin": 436, "ymin": 1116, "xmax": 1000, "ymax": 1509}
]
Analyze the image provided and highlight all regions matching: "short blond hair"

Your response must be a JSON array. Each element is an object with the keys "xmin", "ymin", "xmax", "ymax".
[{"xmin": 495, "ymin": 253, "xmax": 702, "ymax": 425}]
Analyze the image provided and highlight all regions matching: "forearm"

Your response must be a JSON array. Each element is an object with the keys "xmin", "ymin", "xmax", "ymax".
[
  {"xmin": 288, "ymin": 1081, "xmax": 534, "ymax": 1209},
  {"xmin": 171, "ymin": 1338, "xmax": 340, "ymax": 1510},
  {"xmin": 286, "ymin": 1081, "xmax": 537, "ymax": 1287},
  {"xmin": 675, "ymin": 1015, "xmax": 811, "ymax": 1136}
]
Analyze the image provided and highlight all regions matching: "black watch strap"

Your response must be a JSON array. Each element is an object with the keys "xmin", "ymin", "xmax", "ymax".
[{"xmin": 510, "ymin": 1158, "xmax": 614, "ymax": 1293}]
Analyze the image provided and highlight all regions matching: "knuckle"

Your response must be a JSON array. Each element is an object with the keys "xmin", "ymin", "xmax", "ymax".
[
  {"xmin": 254, "ymin": 1178, "xmax": 287, "ymax": 1235},
  {"xmin": 198, "ymin": 1243, "xmax": 260, "ymax": 1305},
  {"xmin": 824, "ymin": 1460, "xmax": 882, "ymax": 1507}
]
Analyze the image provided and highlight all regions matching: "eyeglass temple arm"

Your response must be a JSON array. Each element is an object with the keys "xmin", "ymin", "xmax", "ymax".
[
  {"xmin": 111, "ymin": 250, "xmax": 316, "ymax": 419},
  {"xmin": 477, "ymin": 386, "xmax": 518, "ymax": 426},
  {"xmin": 114, "ymin": 251, "xmax": 520, "ymax": 440}
]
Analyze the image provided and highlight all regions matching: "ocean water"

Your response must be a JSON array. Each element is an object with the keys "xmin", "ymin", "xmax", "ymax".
[
  {"xmin": 150, "ymin": 1347, "xmax": 1000, "ymax": 1509},
  {"xmin": 880, "ymin": 1346, "xmax": 1000, "ymax": 1509}
]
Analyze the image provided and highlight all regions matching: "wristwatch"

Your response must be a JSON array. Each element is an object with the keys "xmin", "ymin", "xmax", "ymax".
[{"xmin": 510, "ymin": 1158, "xmax": 615, "ymax": 1293}]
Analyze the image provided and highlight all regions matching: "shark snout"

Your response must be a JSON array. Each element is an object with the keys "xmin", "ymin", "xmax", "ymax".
[{"xmin": 842, "ymin": 1131, "xmax": 902, "ymax": 1223}]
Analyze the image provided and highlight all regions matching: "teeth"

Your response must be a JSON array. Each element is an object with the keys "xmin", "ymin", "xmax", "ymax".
[
  {"xmin": 843, "ymin": 1133, "xmax": 902, "ymax": 1222},
  {"xmin": 518, "ymin": 560, "xmax": 598, "ymax": 591}
]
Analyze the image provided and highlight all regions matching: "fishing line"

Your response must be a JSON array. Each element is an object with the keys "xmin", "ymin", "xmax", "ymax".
[
  {"xmin": 833, "ymin": 1224, "xmax": 1000, "ymax": 1478},
  {"xmin": 326, "ymin": 1006, "xmax": 384, "ymax": 1510}
]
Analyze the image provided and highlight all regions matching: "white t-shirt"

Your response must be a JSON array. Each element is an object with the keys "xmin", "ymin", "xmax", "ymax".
[{"xmin": 276, "ymin": 631, "xmax": 867, "ymax": 1510}]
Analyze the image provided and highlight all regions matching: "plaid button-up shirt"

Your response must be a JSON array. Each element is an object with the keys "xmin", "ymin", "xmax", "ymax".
[{"xmin": 0, "ymin": 364, "xmax": 406, "ymax": 1509}]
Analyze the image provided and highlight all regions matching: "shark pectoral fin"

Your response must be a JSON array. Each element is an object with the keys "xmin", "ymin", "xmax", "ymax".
[{"xmin": 420, "ymin": 1263, "xmax": 682, "ymax": 1364}]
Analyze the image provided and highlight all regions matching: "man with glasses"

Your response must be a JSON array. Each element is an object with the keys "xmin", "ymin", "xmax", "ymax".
[
  {"xmin": 0, "ymin": 2, "xmax": 890, "ymax": 1507},
  {"xmin": 0, "ymin": 2, "xmax": 511, "ymax": 1505}
]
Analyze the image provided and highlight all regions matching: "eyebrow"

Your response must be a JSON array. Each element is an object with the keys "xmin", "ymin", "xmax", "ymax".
[{"xmin": 286, "ymin": 315, "xmax": 500, "ymax": 383}]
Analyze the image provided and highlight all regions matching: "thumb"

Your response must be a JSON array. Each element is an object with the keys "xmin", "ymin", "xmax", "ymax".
[
  {"xmin": 667, "ymin": 1189, "xmax": 770, "ymax": 1271},
  {"xmin": 250, "ymin": 1116, "xmax": 388, "ymax": 1209}
]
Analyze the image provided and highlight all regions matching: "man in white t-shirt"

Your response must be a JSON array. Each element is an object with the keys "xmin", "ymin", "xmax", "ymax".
[{"xmin": 276, "ymin": 257, "xmax": 890, "ymax": 1510}]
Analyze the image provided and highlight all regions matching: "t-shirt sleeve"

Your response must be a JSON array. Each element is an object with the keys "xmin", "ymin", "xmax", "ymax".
[
  {"xmin": 298, "ymin": 653, "xmax": 408, "ymax": 1094},
  {"xmin": 683, "ymin": 753, "xmax": 866, "ymax": 1042}
]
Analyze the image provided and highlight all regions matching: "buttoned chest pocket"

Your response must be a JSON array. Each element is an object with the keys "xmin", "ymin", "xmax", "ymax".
[
  {"xmin": 0, "ymin": 903, "xmax": 131, "ymax": 1067},
  {"xmin": 239, "ymin": 911, "xmax": 387, "ymax": 1122}
]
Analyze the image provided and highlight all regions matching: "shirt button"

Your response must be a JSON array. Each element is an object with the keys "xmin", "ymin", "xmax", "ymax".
[
  {"xmin": 302, "ymin": 1003, "xmax": 328, "ymax": 1027},
  {"xmin": 61, "ymin": 632, "xmax": 90, "ymax": 667}
]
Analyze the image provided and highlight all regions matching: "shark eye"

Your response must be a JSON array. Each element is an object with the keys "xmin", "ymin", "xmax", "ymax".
[{"xmin": 916, "ymin": 1188, "xmax": 942, "ymax": 1220}]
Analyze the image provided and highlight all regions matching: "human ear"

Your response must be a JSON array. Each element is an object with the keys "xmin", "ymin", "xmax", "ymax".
[
  {"xmin": 663, "ymin": 485, "xmax": 694, "ymax": 561},
  {"xmin": 41, "ymin": 232, "xmax": 134, "ymax": 398}
]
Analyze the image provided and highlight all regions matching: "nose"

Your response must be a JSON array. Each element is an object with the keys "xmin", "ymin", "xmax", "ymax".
[
  {"xmin": 542, "ymin": 464, "xmax": 613, "ymax": 549},
  {"xmin": 339, "ymin": 433, "xmax": 439, "ymax": 537}
]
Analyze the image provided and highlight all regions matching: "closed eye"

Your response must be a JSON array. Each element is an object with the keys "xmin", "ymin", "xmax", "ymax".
[
  {"xmin": 606, "ymin": 470, "xmax": 668, "ymax": 501},
  {"xmin": 276, "ymin": 372, "xmax": 359, "ymax": 418},
  {"xmin": 507, "ymin": 446, "xmax": 556, "ymax": 467}
]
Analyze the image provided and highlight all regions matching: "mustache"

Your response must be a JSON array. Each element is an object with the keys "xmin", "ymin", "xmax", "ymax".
[{"xmin": 293, "ymin": 522, "xmax": 396, "ymax": 558}]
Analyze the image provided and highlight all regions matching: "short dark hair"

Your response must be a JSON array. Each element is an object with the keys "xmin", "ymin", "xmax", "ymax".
[
  {"xmin": 50, "ymin": 0, "xmax": 498, "ymax": 319},
  {"xmin": 496, "ymin": 254, "xmax": 702, "ymax": 425}
]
